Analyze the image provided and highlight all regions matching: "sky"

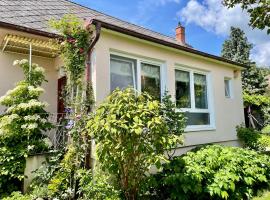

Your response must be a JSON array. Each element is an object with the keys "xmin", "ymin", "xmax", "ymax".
[{"xmin": 73, "ymin": 0, "xmax": 270, "ymax": 67}]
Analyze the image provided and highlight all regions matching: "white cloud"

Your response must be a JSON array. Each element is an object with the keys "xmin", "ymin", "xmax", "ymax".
[{"xmin": 178, "ymin": 0, "xmax": 270, "ymax": 67}]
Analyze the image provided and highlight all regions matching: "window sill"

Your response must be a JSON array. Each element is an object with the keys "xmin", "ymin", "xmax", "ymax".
[{"xmin": 184, "ymin": 125, "xmax": 216, "ymax": 132}]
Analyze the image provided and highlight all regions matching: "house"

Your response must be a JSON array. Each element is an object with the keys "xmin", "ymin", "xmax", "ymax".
[{"xmin": 0, "ymin": 0, "xmax": 245, "ymax": 154}]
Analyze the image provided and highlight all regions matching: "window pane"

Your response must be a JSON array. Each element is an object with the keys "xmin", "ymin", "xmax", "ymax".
[
  {"xmin": 194, "ymin": 73, "xmax": 208, "ymax": 109},
  {"xmin": 110, "ymin": 56, "xmax": 136, "ymax": 92},
  {"xmin": 224, "ymin": 79, "xmax": 230, "ymax": 97},
  {"xmin": 141, "ymin": 63, "xmax": 160, "ymax": 100},
  {"xmin": 186, "ymin": 112, "xmax": 210, "ymax": 126},
  {"xmin": 175, "ymin": 70, "xmax": 191, "ymax": 108}
]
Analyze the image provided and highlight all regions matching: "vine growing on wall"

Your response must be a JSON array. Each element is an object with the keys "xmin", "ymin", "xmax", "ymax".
[
  {"xmin": 47, "ymin": 15, "xmax": 96, "ymax": 199},
  {"xmin": 50, "ymin": 14, "xmax": 94, "ymax": 112}
]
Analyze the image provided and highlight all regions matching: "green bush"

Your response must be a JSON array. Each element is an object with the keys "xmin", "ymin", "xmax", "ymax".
[
  {"xmin": 2, "ymin": 192, "xmax": 30, "ymax": 200},
  {"xmin": 78, "ymin": 169, "xmax": 121, "ymax": 200},
  {"xmin": 143, "ymin": 145, "xmax": 270, "ymax": 200},
  {"xmin": 87, "ymin": 88, "xmax": 185, "ymax": 199},
  {"xmin": 0, "ymin": 60, "xmax": 53, "ymax": 197},
  {"xmin": 237, "ymin": 126, "xmax": 270, "ymax": 151}
]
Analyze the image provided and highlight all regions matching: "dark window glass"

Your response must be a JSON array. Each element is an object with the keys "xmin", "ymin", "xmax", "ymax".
[
  {"xmin": 194, "ymin": 73, "xmax": 208, "ymax": 109},
  {"xmin": 175, "ymin": 70, "xmax": 191, "ymax": 108},
  {"xmin": 186, "ymin": 112, "xmax": 210, "ymax": 126},
  {"xmin": 141, "ymin": 63, "xmax": 160, "ymax": 100}
]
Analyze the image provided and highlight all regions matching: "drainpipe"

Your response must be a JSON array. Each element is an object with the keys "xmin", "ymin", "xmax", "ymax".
[
  {"xmin": 85, "ymin": 20, "xmax": 101, "ymax": 82},
  {"xmin": 84, "ymin": 20, "xmax": 101, "ymax": 170}
]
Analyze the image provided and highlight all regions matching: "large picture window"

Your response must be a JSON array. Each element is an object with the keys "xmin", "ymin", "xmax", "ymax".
[
  {"xmin": 175, "ymin": 68, "xmax": 213, "ymax": 129},
  {"xmin": 110, "ymin": 54, "xmax": 162, "ymax": 99}
]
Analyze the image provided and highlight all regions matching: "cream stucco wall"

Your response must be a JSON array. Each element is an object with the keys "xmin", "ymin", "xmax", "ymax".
[
  {"xmin": 93, "ymin": 29, "xmax": 245, "ymax": 147},
  {"xmin": 0, "ymin": 28, "xmax": 59, "ymax": 114}
]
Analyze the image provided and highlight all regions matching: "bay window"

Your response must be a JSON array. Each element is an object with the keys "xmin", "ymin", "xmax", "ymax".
[
  {"xmin": 175, "ymin": 68, "xmax": 214, "ymax": 130},
  {"xmin": 110, "ymin": 54, "xmax": 163, "ymax": 100}
]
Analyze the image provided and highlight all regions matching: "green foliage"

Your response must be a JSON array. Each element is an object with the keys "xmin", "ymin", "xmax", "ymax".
[
  {"xmin": 78, "ymin": 169, "xmax": 121, "ymax": 200},
  {"xmin": 237, "ymin": 126, "xmax": 270, "ymax": 151},
  {"xmin": 0, "ymin": 59, "xmax": 53, "ymax": 197},
  {"xmin": 223, "ymin": 0, "xmax": 270, "ymax": 34},
  {"xmin": 144, "ymin": 145, "xmax": 270, "ymax": 200},
  {"xmin": 242, "ymin": 65, "xmax": 268, "ymax": 95},
  {"xmin": 253, "ymin": 191, "xmax": 270, "ymax": 200},
  {"xmin": 2, "ymin": 192, "xmax": 31, "ymax": 200},
  {"xmin": 243, "ymin": 93, "xmax": 270, "ymax": 107},
  {"xmin": 262, "ymin": 125, "xmax": 270, "ymax": 135},
  {"xmin": 87, "ymin": 88, "xmax": 185, "ymax": 199},
  {"xmin": 50, "ymin": 14, "xmax": 90, "ymax": 85},
  {"xmin": 50, "ymin": 14, "xmax": 93, "ymax": 111},
  {"xmin": 221, "ymin": 27, "xmax": 252, "ymax": 65},
  {"xmin": 221, "ymin": 27, "xmax": 268, "ymax": 95}
]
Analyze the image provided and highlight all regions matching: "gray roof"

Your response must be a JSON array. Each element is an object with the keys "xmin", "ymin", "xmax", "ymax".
[{"xmin": 0, "ymin": 0, "xmax": 185, "ymax": 46}]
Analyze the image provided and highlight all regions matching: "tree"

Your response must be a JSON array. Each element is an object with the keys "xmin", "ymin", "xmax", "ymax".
[
  {"xmin": 221, "ymin": 27, "xmax": 268, "ymax": 94},
  {"xmin": 221, "ymin": 27, "xmax": 252, "ymax": 65},
  {"xmin": 87, "ymin": 88, "xmax": 185, "ymax": 200},
  {"xmin": 223, "ymin": 0, "xmax": 270, "ymax": 34},
  {"xmin": 0, "ymin": 59, "xmax": 53, "ymax": 197}
]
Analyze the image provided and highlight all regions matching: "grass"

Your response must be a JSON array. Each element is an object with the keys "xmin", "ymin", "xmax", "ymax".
[{"xmin": 253, "ymin": 191, "xmax": 270, "ymax": 200}]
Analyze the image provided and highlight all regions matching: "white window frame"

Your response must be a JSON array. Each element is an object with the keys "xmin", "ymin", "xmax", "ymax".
[
  {"xmin": 175, "ymin": 65, "xmax": 215, "ymax": 132},
  {"xmin": 109, "ymin": 51, "xmax": 166, "ymax": 98},
  {"xmin": 224, "ymin": 77, "xmax": 233, "ymax": 99}
]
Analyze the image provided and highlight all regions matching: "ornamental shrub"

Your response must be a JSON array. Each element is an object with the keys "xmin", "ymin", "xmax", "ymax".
[
  {"xmin": 0, "ymin": 59, "xmax": 53, "ymax": 197},
  {"xmin": 87, "ymin": 88, "xmax": 185, "ymax": 200},
  {"xmin": 237, "ymin": 126, "xmax": 270, "ymax": 151},
  {"xmin": 143, "ymin": 145, "xmax": 270, "ymax": 200}
]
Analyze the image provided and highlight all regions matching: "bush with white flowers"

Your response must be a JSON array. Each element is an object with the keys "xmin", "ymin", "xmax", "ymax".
[{"xmin": 0, "ymin": 59, "xmax": 53, "ymax": 198}]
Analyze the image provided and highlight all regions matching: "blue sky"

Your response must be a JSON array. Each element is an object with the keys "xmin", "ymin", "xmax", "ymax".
[{"xmin": 73, "ymin": 0, "xmax": 270, "ymax": 66}]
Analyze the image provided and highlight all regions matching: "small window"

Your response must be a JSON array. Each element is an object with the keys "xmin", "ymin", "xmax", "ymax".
[
  {"xmin": 110, "ymin": 55, "xmax": 136, "ymax": 92},
  {"xmin": 141, "ymin": 63, "xmax": 161, "ymax": 100},
  {"xmin": 224, "ymin": 78, "xmax": 232, "ymax": 98},
  {"xmin": 175, "ymin": 70, "xmax": 191, "ymax": 108},
  {"xmin": 194, "ymin": 73, "xmax": 208, "ymax": 109}
]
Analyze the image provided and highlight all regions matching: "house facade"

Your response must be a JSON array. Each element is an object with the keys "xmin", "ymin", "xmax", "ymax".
[{"xmin": 0, "ymin": 0, "xmax": 245, "ymax": 154}]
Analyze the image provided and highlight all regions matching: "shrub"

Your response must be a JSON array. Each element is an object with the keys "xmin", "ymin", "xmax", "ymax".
[
  {"xmin": 78, "ymin": 169, "xmax": 121, "ymax": 200},
  {"xmin": 2, "ymin": 192, "xmax": 30, "ymax": 200},
  {"xmin": 143, "ymin": 145, "xmax": 270, "ymax": 200},
  {"xmin": 87, "ymin": 88, "xmax": 185, "ymax": 199},
  {"xmin": 237, "ymin": 126, "xmax": 270, "ymax": 151},
  {"xmin": 0, "ymin": 60, "xmax": 53, "ymax": 197}
]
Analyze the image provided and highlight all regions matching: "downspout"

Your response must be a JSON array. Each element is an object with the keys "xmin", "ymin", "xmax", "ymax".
[
  {"xmin": 84, "ymin": 20, "xmax": 101, "ymax": 170},
  {"xmin": 85, "ymin": 20, "xmax": 101, "ymax": 82}
]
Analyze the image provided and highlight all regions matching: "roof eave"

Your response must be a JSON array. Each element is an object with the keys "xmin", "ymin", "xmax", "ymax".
[{"xmin": 0, "ymin": 21, "xmax": 59, "ymax": 38}]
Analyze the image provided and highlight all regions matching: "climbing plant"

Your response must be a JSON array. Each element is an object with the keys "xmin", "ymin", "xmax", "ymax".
[
  {"xmin": 0, "ymin": 59, "xmax": 53, "ymax": 198},
  {"xmin": 45, "ymin": 15, "xmax": 96, "ymax": 199},
  {"xmin": 50, "ymin": 14, "xmax": 94, "ymax": 112}
]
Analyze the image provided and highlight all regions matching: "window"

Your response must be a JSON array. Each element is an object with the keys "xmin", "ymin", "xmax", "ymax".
[
  {"xmin": 110, "ymin": 55, "xmax": 137, "ymax": 92},
  {"xmin": 175, "ymin": 68, "xmax": 213, "ymax": 129},
  {"xmin": 224, "ymin": 78, "xmax": 232, "ymax": 98},
  {"xmin": 141, "ymin": 63, "xmax": 161, "ymax": 100},
  {"xmin": 110, "ymin": 54, "xmax": 163, "ymax": 99}
]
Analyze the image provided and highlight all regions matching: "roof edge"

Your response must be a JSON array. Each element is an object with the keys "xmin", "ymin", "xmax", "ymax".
[
  {"xmin": 92, "ymin": 19, "xmax": 246, "ymax": 69},
  {"xmin": 0, "ymin": 21, "xmax": 59, "ymax": 38}
]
